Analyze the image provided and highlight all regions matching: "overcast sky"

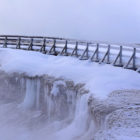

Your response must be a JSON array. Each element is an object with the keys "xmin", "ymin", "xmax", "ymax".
[{"xmin": 0, "ymin": 0, "xmax": 140, "ymax": 43}]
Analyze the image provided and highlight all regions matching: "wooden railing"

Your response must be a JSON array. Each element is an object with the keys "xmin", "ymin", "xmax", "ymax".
[{"xmin": 0, "ymin": 35, "xmax": 140, "ymax": 71}]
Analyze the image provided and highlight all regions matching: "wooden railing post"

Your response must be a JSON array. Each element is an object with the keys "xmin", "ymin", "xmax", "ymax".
[
  {"xmin": 48, "ymin": 39, "xmax": 56, "ymax": 55},
  {"xmin": 53, "ymin": 39, "xmax": 56, "ymax": 53},
  {"xmin": 86, "ymin": 43, "xmax": 89, "ymax": 58},
  {"xmin": 124, "ymin": 48, "xmax": 136, "ymax": 70},
  {"xmin": 28, "ymin": 38, "xmax": 33, "ymax": 50},
  {"xmin": 16, "ymin": 37, "xmax": 21, "ymax": 49},
  {"xmin": 107, "ymin": 45, "xmax": 110, "ymax": 64},
  {"xmin": 133, "ymin": 48, "xmax": 136, "ymax": 69},
  {"xmin": 91, "ymin": 43, "xmax": 99, "ymax": 62},
  {"xmin": 60, "ymin": 40, "xmax": 68, "ymax": 55},
  {"xmin": 113, "ymin": 45, "xmax": 123, "ymax": 67},
  {"xmin": 65, "ymin": 40, "xmax": 68, "ymax": 54},
  {"xmin": 80, "ymin": 43, "xmax": 89, "ymax": 60},
  {"xmin": 119, "ymin": 46, "xmax": 122, "ymax": 66},
  {"xmin": 100, "ymin": 44, "xmax": 111, "ymax": 64},
  {"xmin": 96, "ymin": 43, "xmax": 99, "ymax": 62},
  {"xmin": 41, "ymin": 38, "xmax": 46, "ymax": 53},
  {"xmin": 64, "ymin": 40, "xmax": 68, "ymax": 55},
  {"xmin": 71, "ymin": 41, "xmax": 78, "ymax": 57},
  {"xmin": 3, "ymin": 36, "xmax": 7, "ymax": 48}
]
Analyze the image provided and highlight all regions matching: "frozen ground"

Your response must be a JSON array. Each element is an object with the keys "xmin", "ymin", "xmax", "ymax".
[
  {"xmin": 0, "ymin": 48, "xmax": 140, "ymax": 140},
  {"xmin": 89, "ymin": 90, "xmax": 140, "ymax": 140}
]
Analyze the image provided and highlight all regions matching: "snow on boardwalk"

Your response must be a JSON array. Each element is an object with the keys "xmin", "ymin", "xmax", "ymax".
[
  {"xmin": 0, "ymin": 35, "xmax": 140, "ymax": 71},
  {"xmin": 0, "ymin": 48, "xmax": 140, "ymax": 99}
]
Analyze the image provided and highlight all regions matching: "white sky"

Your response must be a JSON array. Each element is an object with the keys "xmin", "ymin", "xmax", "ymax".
[{"xmin": 0, "ymin": 0, "xmax": 140, "ymax": 43}]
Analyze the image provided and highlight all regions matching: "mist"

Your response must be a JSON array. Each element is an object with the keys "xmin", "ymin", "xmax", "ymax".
[{"xmin": 0, "ymin": 0, "xmax": 140, "ymax": 43}]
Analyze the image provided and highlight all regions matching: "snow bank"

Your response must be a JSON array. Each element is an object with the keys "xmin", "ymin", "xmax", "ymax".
[{"xmin": 0, "ymin": 48, "xmax": 140, "ymax": 99}]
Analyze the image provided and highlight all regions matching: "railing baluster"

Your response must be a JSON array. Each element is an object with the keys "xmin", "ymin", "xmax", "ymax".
[
  {"xmin": 60, "ymin": 40, "xmax": 68, "ymax": 56},
  {"xmin": 40, "ymin": 38, "xmax": 46, "ymax": 53},
  {"xmin": 16, "ymin": 37, "xmax": 21, "ymax": 49},
  {"xmin": 107, "ymin": 45, "xmax": 110, "ymax": 64},
  {"xmin": 113, "ymin": 46, "xmax": 123, "ymax": 66},
  {"xmin": 91, "ymin": 43, "xmax": 99, "ymax": 62},
  {"xmin": 133, "ymin": 48, "xmax": 136, "ymax": 69},
  {"xmin": 80, "ymin": 43, "xmax": 89, "ymax": 60},
  {"xmin": 48, "ymin": 39, "xmax": 56, "ymax": 55},
  {"xmin": 28, "ymin": 38, "xmax": 33, "ymax": 50},
  {"xmin": 124, "ymin": 48, "xmax": 136, "ymax": 70},
  {"xmin": 71, "ymin": 42, "xmax": 78, "ymax": 57},
  {"xmin": 3, "ymin": 36, "xmax": 7, "ymax": 48},
  {"xmin": 99, "ymin": 44, "xmax": 110, "ymax": 64}
]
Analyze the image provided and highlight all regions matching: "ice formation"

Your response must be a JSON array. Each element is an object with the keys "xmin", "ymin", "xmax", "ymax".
[{"xmin": 0, "ymin": 71, "xmax": 140, "ymax": 140}]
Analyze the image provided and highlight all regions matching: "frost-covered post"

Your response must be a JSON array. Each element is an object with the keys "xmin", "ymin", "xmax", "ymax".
[
  {"xmin": 119, "ymin": 46, "xmax": 122, "ymax": 66},
  {"xmin": 107, "ymin": 45, "xmax": 110, "ymax": 64},
  {"xmin": 124, "ymin": 47, "xmax": 136, "ymax": 70},
  {"xmin": 90, "ymin": 43, "xmax": 99, "ymax": 62},
  {"xmin": 71, "ymin": 41, "xmax": 78, "ymax": 57},
  {"xmin": 16, "ymin": 37, "xmax": 21, "ymax": 49},
  {"xmin": 41, "ymin": 38, "xmax": 46, "ymax": 53},
  {"xmin": 48, "ymin": 39, "xmax": 56, "ymax": 54},
  {"xmin": 133, "ymin": 48, "xmax": 136, "ymax": 69},
  {"xmin": 28, "ymin": 38, "xmax": 33, "ymax": 50},
  {"xmin": 64, "ymin": 40, "xmax": 68, "ymax": 55},
  {"xmin": 3, "ymin": 36, "xmax": 7, "ymax": 48},
  {"xmin": 60, "ymin": 40, "xmax": 68, "ymax": 55},
  {"xmin": 95, "ymin": 43, "xmax": 99, "ymax": 62},
  {"xmin": 80, "ymin": 42, "xmax": 89, "ymax": 60},
  {"xmin": 113, "ymin": 45, "xmax": 123, "ymax": 66}
]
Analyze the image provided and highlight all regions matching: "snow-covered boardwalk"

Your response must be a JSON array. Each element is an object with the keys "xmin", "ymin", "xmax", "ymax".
[{"xmin": 0, "ymin": 35, "xmax": 140, "ymax": 71}]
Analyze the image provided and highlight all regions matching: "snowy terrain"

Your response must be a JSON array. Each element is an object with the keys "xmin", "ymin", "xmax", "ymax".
[
  {"xmin": 0, "ymin": 48, "xmax": 140, "ymax": 99},
  {"xmin": 0, "ymin": 48, "xmax": 140, "ymax": 140}
]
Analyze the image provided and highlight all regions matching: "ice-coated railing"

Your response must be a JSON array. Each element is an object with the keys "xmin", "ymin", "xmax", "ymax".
[{"xmin": 0, "ymin": 35, "xmax": 140, "ymax": 71}]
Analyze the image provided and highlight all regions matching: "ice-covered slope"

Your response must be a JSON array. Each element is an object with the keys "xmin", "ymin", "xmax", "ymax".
[{"xmin": 0, "ymin": 48, "xmax": 140, "ymax": 99}]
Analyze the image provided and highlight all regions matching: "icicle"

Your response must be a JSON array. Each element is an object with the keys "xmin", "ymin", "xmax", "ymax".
[
  {"xmin": 20, "ymin": 78, "xmax": 41, "ymax": 109},
  {"xmin": 35, "ymin": 79, "xmax": 41, "ymax": 110}
]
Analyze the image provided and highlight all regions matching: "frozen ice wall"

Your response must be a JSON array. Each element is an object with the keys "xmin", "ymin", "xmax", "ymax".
[
  {"xmin": 0, "ymin": 71, "xmax": 140, "ymax": 140},
  {"xmin": 0, "ymin": 71, "xmax": 94, "ymax": 140}
]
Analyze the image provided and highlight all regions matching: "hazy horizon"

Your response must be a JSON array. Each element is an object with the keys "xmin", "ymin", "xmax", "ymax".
[{"xmin": 0, "ymin": 0, "xmax": 140, "ymax": 44}]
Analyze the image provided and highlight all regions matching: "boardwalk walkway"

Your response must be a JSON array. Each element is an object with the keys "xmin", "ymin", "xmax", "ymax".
[{"xmin": 0, "ymin": 35, "xmax": 140, "ymax": 71}]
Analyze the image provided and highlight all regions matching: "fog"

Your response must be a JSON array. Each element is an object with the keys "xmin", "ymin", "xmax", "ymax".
[{"xmin": 0, "ymin": 0, "xmax": 140, "ymax": 43}]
